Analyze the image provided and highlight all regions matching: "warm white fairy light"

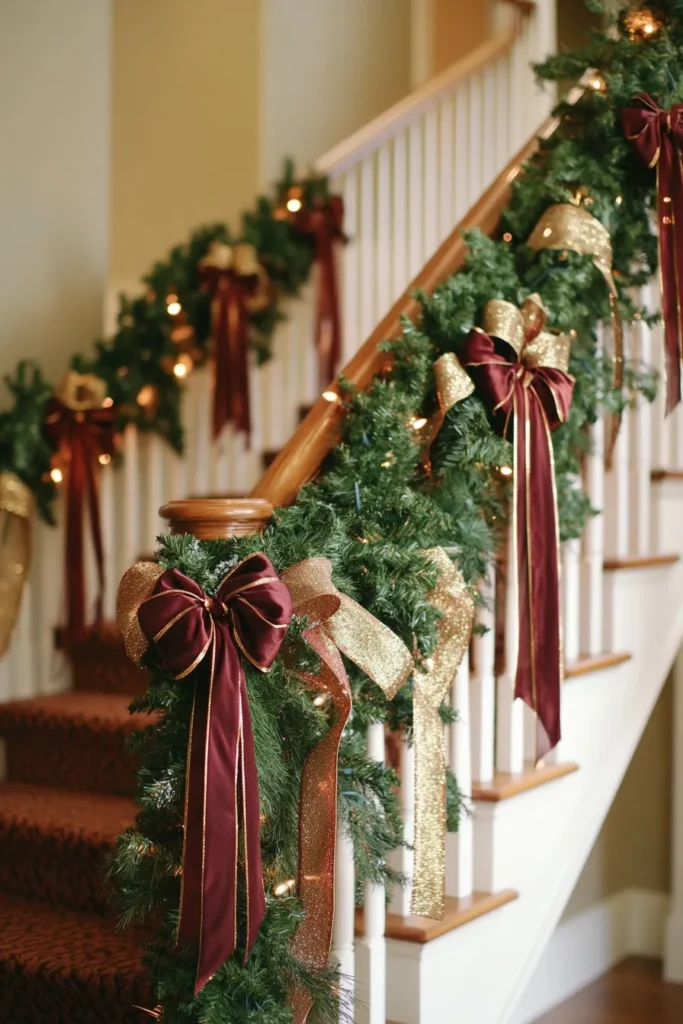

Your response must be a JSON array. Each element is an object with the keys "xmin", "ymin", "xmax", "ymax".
[
  {"xmin": 98, "ymin": 453, "xmax": 111, "ymax": 466},
  {"xmin": 50, "ymin": 467, "xmax": 63, "ymax": 484},
  {"xmin": 286, "ymin": 197, "xmax": 303, "ymax": 213}
]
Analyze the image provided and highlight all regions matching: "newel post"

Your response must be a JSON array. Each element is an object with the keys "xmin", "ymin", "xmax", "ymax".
[{"xmin": 159, "ymin": 498, "xmax": 274, "ymax": 540}]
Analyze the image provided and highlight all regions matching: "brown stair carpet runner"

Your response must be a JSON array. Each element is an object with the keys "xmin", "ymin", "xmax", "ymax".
[{"xmin": 0, "ymin": 629, "xmax": 151, "ymax": 1023}]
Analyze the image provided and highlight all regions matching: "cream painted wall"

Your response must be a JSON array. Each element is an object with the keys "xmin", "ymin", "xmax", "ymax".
[
  {"xmin": 260, "ymin": 0, "xmax": 412, "ymax": 183},
  {"xmin": 0, "ymin": 0, "xmax": 111, "ymax": 386},
  {"xmin": 109, "ymin": 0, "xmax": 261, "ymax": 290},
  {"xmin": 563, "ymin": 675, "xmax": 673, "ymax": 919}
]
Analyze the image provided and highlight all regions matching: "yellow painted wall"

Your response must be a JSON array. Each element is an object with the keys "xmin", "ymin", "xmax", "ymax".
[
  {"xmin": 431, "ymin": 0, "xmax": 493, "ymax": 74},
  {"xmin": 0, "ymin": 0, "xmax": 111, "ymax": 384},
  {"xmin": 109, "ymin": 0, "xmax": 261, "ymax": 290},
  {"xmin": 260, "ymin": 0, "xmax": 412, "ymax": 183},
  {"xmin": 564, "ymin": 676, "xmax": 673, "ymax": 919}
]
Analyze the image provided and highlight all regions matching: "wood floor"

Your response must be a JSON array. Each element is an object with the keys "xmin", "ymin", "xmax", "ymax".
[{"xmin": 534, "ymin": 958, "xmax": 683, "ymax": 1023}]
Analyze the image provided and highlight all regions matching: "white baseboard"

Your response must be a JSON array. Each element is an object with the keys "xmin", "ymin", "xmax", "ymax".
[{"xmin": 510, "ymin": 888, "xmax": 671, "ymax": 1024}]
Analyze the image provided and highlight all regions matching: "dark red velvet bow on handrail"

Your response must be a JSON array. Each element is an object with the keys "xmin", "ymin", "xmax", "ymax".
[
  {"xmin": 621, "ymin": 94, "xmax": 683, "ymax": 414},
  {"xmin": 199, "ymin": 242, "xmax": 262, "ymax": 443},
  {"xmin": 462, "ymin": 297, "xmax": 574, "ymax": 756},
  {"xmin": 44, "ymin": 373, "xmax": 117, "ymax": 646},
  {"xmin": 137, "ymin": 554, "xmax": 293, "ymax": 993},
  {"xmin": 292, "ymin": 195, "xmax": 345, "ymax": 388}
]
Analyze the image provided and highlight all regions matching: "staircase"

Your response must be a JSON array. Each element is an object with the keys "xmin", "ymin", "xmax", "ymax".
[
  {"xmin": 0, "ymin": 633, "xmax": 149, "ymax": 1021},
  {"xmin": 1, "ymin": 1, "xmax": 681, "ymax": 1022}
]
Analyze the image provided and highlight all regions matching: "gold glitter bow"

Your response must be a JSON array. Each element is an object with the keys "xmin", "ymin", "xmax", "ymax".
[
  {"xmin": 527, "ymin": 202, "xmax": 623, "ymax": 462},
  {"xmin": 482, "ymin": 293, "xmax": 572, "ymax": 372},
  {"xmin": 411, "ymin": 547, "xmax": 474, "ymax": 919},
  {"xmin": 273, "ymin": 558, "xmax": 414, "ymax": 1024},
  {"xmin": 0, "ymin": 473, "xmax": 34, "ymax": 658}
]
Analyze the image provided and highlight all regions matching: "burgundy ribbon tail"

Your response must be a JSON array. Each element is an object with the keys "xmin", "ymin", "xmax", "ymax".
[
  {"xmin": 137, "ymin": 555, "xmax": 293, "ymax": 994},
  {"xmin": 45, "ymin": 401, "xmax": 116, "ymax": 646},
  {"xmin": 463, "ymin": 329, "xmax": 574, "ymax": 757},
  {"xmin": 622, "ymin": 95, "xmax": 683, "ymax": 414},
  {"xmin": 314, "ymin": 220, "xmax": 342, "ymax": 389},
  {"xmin": 210, "ymin": 275, "xmax": 252, "ymax": 445}
]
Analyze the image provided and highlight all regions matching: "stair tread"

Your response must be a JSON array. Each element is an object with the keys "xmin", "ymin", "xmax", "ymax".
[
  {"xmin": 356, "ymin": 890, "xmax": 518, "ymax": 944},
  {"xmin": 564, "ymin": 651, "xmax": 632, "ymax": 678},
  {"xmin": 0, "ymin": 891, "xmax": 145, "ymax": 979},
  {"xmin": 471, "ymin": 761, "xmax": 578, "ymax": 802},
  {"xmin": 0, "ymin": 691, "xmax": 149, "ymax": 733},
  {"xmin": 603, "ymin": 552, "xmax": 679, "ymax": 571},
  {"xmin": 0, "ymin": 782, "xmax": 136, "ymax": 841}
]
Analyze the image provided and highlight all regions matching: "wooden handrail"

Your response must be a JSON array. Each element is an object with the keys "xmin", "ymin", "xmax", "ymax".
[
  {"xmin": 314, "ymin": 25, "xmax": 520, "ymax": 177},
  {"xmin": 251, "ymin": 112, "xmax": 562, "ymax": 509}
]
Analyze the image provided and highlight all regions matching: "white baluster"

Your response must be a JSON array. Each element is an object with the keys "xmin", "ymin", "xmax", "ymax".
[
  {"xmin": 467, "ymin": 74, "xmax": 483, "ymax": 211},
  {"xmin": 332, "ymin": 826, "xmax": 356, "ymax": 1020},
  {"xmin": 424, "ymin": 106, "xmax": 439, "ymax": 256},
  {"xmin": 495, "ymin": 55, "xmax": 511, "ymax": 170},
  {"xmin": 376, "ymin": 145, "xmax": 392, "ymax": 316},
  {"xmin": 408, "ymin": 120, "xmax": 424, "ymax": 276},
  {"xmin": 100, "ymin": 463, "xmax": 117, "ymax": 619},
  {"xmin": 634, "ymin": 293, "xmax": 653, "ymax": 554},
  {"xmin": 482, "ymin": 63, "xmax": 497, "ymax": 188},
  {"xmin": 341, "ymin": 170, "xmax": 359, "ymax": 364},
  {"xmin": 563, "ymin": 538, "xmax": 581, "ymax": 666},
  {"xmin": 388, "ymin": 737, "xmax": 415, "ymax": 915},
  {"xmin": 355, "ymin": 722, "xmax": 386, "ymax": 1024},
  {"xmin": 496, "ymin": 529, "xmax": 524, "ymax": 774},
  {"xmin": 611, "ymin": 357, "xmax": 632, "ymax": 560},
  {"xmin": 445, "ymin": 652, "xmax": 473, "ymax": 898},
  {"xmin": 439, "ymin": 95, "xmax": 454, "ymax": 241},
  {"xmin": 360, "ymin": 156, "xmax": 376, "ymax": 339},
  {"xmin": 391, "ymin": 131, "xmax": 408, "ymax": 304},
  {"xmin": 144, "ymin": 435, "xmax": 164, "ymax": 553},
  {"xmin": 470, "ymin": 564, "xmax": 495, "ymax": 783},
  {"xmin": 454, "ymin": 83, "xmax": 469, "ymax": 221},
  {"xmin": 584, "ymin": 330, "xmax": 606, "ymax": 656}
]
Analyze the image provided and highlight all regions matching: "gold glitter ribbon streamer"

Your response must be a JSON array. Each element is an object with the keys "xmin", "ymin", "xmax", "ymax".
[
  {"xmin": 527, "ymin": 202, "xmax": 623, "ymax": 464},
  {"xmin": 0, "ymin": 473, "xmax": 34, "ymax": 658},
  {"xmin": 411, "ymin": 547, "xmax": 474, "ymax": 919},
  {"xmin": 116, "ymin": 560, "xmax": 165, "ymax": 665},
  {"xmin": 281, "ymin": 556, "xmax": 413, "ymax": 1024},
  {"xmin": 420, "ymin": 353, "xmax": 475, "ymax": 470}
]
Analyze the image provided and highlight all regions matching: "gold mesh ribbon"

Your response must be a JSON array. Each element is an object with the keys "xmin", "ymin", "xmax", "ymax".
[
  {"xmin": 280, "ymin": 557, "xmax": 413, "ymax": 1024},
  {"xmin": 0, "ymin": 474, "xmax": 34, "ymax": 658},
  {"xmin": 527, "ymin": 202, "xmax": 623, "ymax": 463},
  {"xmin": 420, "ymin": 352, "xmax": 475, "ymax": 470},
  {"xmin": 482, "ymin": 293, "xmax": 572, "ymax": 372},
  {"xmin": 411, "ymin": 547, "xmax": 474, "ymax": 918},
  {"xmin": 116, "ymin": 560, "xmax": 165, "ymax": 664}
]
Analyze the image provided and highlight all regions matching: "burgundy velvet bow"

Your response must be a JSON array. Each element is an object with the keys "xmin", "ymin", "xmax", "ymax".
[
  {"xmin": 138, "ymin": 554, "xmax": 293, "ymax": 993},
  {"xmin": 200, "ymin": 265, "xmax": 253, "ymax": 443},
  {"xmin": 43, "ymin": 398, "xmax": 117, "ymax": 646},
  {"xmin": 293, "ymin": 196, "xmax": 345, "ymax": 388},
  {"xmin": 462, "ymin": 328, "xmax": 574, "ymax": 756},
  {"xmin": 621, "ymin": 94, "xmax": 683, "ymax": 414}
]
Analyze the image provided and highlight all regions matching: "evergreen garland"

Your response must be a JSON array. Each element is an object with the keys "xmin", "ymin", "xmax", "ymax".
[
  {"xmin": 111, "ymin": 4, "xmax": 676, "ymax": 1020},
  {"xmin": 0, "ymin": 162, "xmax": 335, "ymax": 520}
]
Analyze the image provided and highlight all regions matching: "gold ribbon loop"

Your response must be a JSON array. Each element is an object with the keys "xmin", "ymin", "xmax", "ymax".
[
  {"xmin": 527, "ymin": 203, "xmax": 623, "ymax": 461},
  {"xmin": 481, "ymin": 295, "xmax": 572, "ymax": 375},
  {"xmin": 281, "ymin": 557, "xmax": 413, "ymax": 1024},
  {"xmin": 411, "ymin": 547, "xmax": 474, "ymax": 919},
  {"xmin": 0, "ymin": 473, "xmax": 34, "ymax": 658}
]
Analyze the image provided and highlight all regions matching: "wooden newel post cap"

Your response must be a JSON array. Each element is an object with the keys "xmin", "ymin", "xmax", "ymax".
[{"xmin": 159, "ymin": 498, "xmax": 274, "ymax": 540}]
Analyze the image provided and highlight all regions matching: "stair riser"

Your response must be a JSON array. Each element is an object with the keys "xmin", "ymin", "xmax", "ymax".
[
  {"xmin": 72, "ymin": 646, "xmax": 148, "ymax": 697},
  {"xmin": 0, "ymin": 967, "xmax": 148, "ymax": 1024},
  {"xmin": 3, "ymin": 726, "xmax": 137, "ymax": 797},
  {"xmin": 0, "ymin": 825, "xmax": 114, "ymax": 915}
]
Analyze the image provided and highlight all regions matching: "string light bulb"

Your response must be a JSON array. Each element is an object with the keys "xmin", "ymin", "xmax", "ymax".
[
  {"xmin": 102, "ymin": 396, "xmax": 114, "ymax": 408},
  {"xmin": 286, "ymin": 197, "xmax": 303, "ymax": 213},
  {"xmin": 589, "ymin": 72, "xmax": 606, "ymax": 92},
  {"xmin": 624, "ymin": 8, "xmax": 663, "ymax": 41},
  {"xmin": 322, "ymin": 390, "xmax": 338, "ymax": 403},
  {"xmin": 499, "ymin": 465, "xmax": 513, "ymax": 477},
  {"xmin": 137, "ymin": 384, "xmax": 157, "ymax": 408},
  {"xmin": 50, "ymin": 467, "xmax": 63, "ymax": 484},
  {"xmin": 98, "ymin": 453, "xmax": 111, "ymax": 466},
  {"xmin": 273, "ymin": 878, "xmax": 296, "ymax": 896},
  {"xmin": 173, "ymin": 353, "xmax": 193, "ymax": 379},
  {"xmin": 410, "ymin": 416, "xmax": 428, "ymax": 431},
  {"xmin": 166, "ymin": 294, "xmax": 182, "ymax": 316},
  {"xmin": 503, "ymin": 232, "xmax": 513, "ymax": 243}
]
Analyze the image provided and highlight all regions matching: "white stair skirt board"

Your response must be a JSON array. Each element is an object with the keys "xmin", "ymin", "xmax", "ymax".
[
  {"xmin": 510, "ymin": 888, "xmax": 670, "ymax": 1024},
  {"xmin": 386, "ymin": 539, "xmax": 683, "ymax": 1024}
]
